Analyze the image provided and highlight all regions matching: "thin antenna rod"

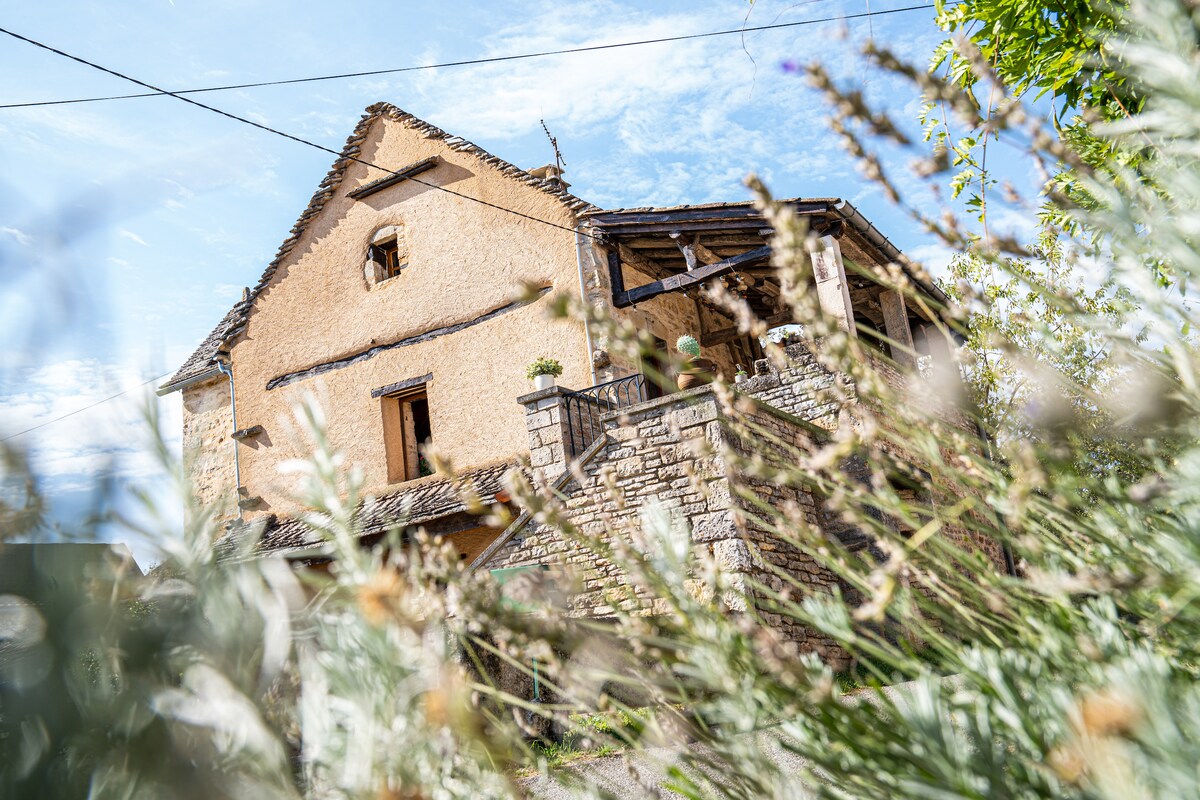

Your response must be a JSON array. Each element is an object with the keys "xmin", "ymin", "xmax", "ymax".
[{"xmin": 540, "ymin": 119, "xmax": 565, "ymax": 172}]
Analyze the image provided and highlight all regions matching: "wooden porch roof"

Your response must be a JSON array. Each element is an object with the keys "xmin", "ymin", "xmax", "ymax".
[{"xmin": 582, "ymin": 198, "xmax": 947, "ymax": 339}]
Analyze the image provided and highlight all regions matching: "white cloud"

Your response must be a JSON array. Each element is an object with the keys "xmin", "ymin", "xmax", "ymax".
[
  {"xmin": 397, "ymin": 1, "xmax": 855, "ymax": 206},
  {"xmin": 119, "ymin": 229, "xmax": 150, "ymax": 247},
  {"xmin": 1, "ymin": 226, "xmax": 31, "ymax": 246},
  {"xmin": 163, "ymin": 178, "xmax": 195, "ymax": 200},
  {"xmin": 0, "ymin": 359, "xmax": 182, "ymax": 488},
  {"xmin": 5, "ymin": 107, "xmax": 151, "ymax": 153},
  {"xmin": 906, "ymin": 242, "xmax": 960, "ymax": 281}
]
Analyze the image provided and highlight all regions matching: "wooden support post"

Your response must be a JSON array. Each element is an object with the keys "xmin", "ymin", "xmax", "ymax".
[
  {"xmin": 808, "ymin": 235, "xmax": 856, "ymax": 336},
  {"xmin": 606, "ymin": 247, "xmax": 625, "ymax": 298},
  {"xmin": 880, "ymin": 289, "xmax": 916, "ymax": 368},
  {"xmin": 670, "ymin": 232, "xmax": 723, "ymax": 272}
]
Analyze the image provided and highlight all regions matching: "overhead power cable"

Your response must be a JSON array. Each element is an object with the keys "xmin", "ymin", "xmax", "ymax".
[
  {"xmin": 0, "ymin": 2, "xmax": 946, "ymax": 436},
  {"xmin": 0, "ymin": 372, "xmax": 171, "ymax": 443},
  {"xmin": 0, "ymin": 3, "xmax": 948, "ymax": 241},
  {"xmin": 0, "ymin": 3, "xmax": 944, "ymax": 110},
  {"xmin": 0, "ymin": 25, "xmax": 599, "ymax": 240}
]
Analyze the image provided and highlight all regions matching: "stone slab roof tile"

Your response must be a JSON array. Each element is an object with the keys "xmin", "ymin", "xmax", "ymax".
[
  {"xmin": 160, "ymin": 302, "xmax": 248, "ymax": 392},
  {"xmin": 214, "ymin": 461, "xmax": 519, "ymax": 560},
  {"xmin": 578, "ymin": 197, "xmax": 842, "ymax": 217}
]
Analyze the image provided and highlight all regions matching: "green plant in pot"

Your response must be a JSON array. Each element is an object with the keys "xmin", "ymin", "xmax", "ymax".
[
  {"xmin": 526, "ymin": 356, "xmax": 563, "ymax": 390},
  {"xmin": 675, "ymin": 335, "xmax": 716, "ymax": 390}
]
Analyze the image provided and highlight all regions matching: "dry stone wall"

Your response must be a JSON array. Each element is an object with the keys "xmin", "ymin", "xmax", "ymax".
[
  {"xmin": 746, "ymin": 344, "xmax": 1008, "ymax": 575},
  {"xmin": 490, "ymin": 385, "xmax": 729, "ymax": 619},
  {"xmin": 720, "ymin": 399, "xmax": 849, "ymax": 663},
  {"xmin": 737, "ymin": 342, "xmax": 842, "ymax": 430},
  {"xmin": 489, "ymin": 341, "xmax": 1012, "ymax": 673},
  {"xmin": 488, "ymin": 352, "xmax": 856, "ymax": 666}
]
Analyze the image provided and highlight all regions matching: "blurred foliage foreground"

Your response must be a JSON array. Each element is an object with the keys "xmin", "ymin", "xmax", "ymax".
[{"xmin": 6, "ymin": 1, "xmax": 1200, "ymax": 797}]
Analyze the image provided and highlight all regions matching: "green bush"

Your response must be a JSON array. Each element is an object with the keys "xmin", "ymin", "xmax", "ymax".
[{"xmin": 525, "ymin": 356, "xmax": 563, "ymax": 380}]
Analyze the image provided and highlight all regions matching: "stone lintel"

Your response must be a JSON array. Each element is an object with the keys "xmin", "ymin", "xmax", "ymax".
[{"xmin": 517, "ymin": 385, "xmax": 574, "ymax": 408}]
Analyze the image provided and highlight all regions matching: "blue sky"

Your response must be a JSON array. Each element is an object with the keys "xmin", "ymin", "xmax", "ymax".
[{"xmin": 0, "ymin": 0, "xmax": 1036, "ymax": 564}]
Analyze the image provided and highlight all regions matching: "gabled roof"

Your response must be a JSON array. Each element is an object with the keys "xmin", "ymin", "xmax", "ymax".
[
  {"xmin": 214, "ymin": 460, "xmax": 517, "ymax": 560},
  {"xmin": 159, "ymin": 103, "xmax": 597, "ymax": 395}
]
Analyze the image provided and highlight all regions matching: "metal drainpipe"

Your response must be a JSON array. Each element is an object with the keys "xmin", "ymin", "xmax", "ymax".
[
  {"xmin": 215, "ymin": 359, "xmax": 243, "ymax": 521},
  {"xmin": 574, "ymin": 225, "xmax": 599, "ymax": 386}
]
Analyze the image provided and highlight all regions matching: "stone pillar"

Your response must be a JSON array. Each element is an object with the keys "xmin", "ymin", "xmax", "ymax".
[
  {"xmin": 518, "ymin": 386, "xmax": 573, "ymax": 480},
  {"xmin": 808, "ymin": 235, "xmax": 857, "ymax": 336}
]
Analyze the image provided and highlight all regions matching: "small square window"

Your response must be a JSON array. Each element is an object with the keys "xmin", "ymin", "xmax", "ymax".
[
  {"xmin": 372, "ymin": 238, "xmax": 407, "ymax": 280},
  {"xmin": 381, "ymin": 388, "xmax": 433, "ymax": 483}
]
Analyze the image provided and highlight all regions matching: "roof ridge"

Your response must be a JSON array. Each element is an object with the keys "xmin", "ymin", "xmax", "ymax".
[{"xmin": 161, "ymin": 103, "xmax": 596, "ymax": 393}]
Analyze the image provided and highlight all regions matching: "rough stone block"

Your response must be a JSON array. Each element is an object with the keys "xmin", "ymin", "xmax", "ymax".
[
  {"xmin": 713, "ymin": 538, "xmax": 752, "ymax": 571},
  {"xmin": 672, "ymin": 402, "xmax": 718, "ymax": 429},
  {"xmin": 691, "ymin": 510, "xmax": 735, "ymax": 543},
  {"xmin": 721, "ymin": 574, "xmax": 750, "ymax": 612},
  {"xmin": 706, "ymin": 481, "xmax": 732, "ymax": 511},
  {"xmin": 530, "ymin": 443, "xmax": 563, "ymax": 469},
  {"xmin": 608, "ymin": 424, "xmax": 637, "ymax": 442},
  {"xmin": 615, "ymin": 457, "xmax": 644, "ymax": 477},
  {"xmin": 525, "ymin": 410, "xmax": 552, "ymax": 430}
]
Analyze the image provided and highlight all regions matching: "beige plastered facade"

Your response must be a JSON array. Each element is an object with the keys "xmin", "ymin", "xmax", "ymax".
[{"xmin": 178, "ymin": 112, "xmax": 718, "ymax": 522}]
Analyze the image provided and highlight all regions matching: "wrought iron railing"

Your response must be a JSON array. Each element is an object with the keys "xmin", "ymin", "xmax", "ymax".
[{"xmin": 562, "ymin": 373, "xmax": 649, "ymax": 457}]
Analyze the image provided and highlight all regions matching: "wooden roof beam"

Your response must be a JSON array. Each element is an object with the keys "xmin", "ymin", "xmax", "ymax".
[
  {"xmin": 597, "ymin": 218, "xmax": 787, "ymax": 236},
  {"xmin": 670, "ymin": 231, "xmax": 724, "ymax": 271},
  {"xmin": 617, "ymin": 243, "xmax": 674, "ymax": 281},
  {"xmin": 623, "ymin": 233, "xmax": 772, "ymax": 250},
  {"xmin": 614, "ymin": 246, "xmax": 772, "ymax": 308}
]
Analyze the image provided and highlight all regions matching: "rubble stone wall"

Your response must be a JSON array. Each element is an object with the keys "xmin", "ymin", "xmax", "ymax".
[
  {"xmin": 487, "ymin": 385, "xmax": 731, "ymax": 618},
  {"xmin": 721, "ymin": 398, "xmax": 850, "ymax": 665},
  {"xmin": 488, "ymin": 343, "xmax": 1009, "ymax": 674},
  {"xmin": 489, "ymin": 355, "xmax": 853, "ymax": 665},
  {"xmin": 181, "ymin": 377, "xmax": 237, "ymax": 525}
]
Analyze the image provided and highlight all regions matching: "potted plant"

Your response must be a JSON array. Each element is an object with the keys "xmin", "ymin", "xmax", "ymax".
[
  {"xmin": 675, "ymin": 335, "xmax": 716, "ymax": 390},
  {"xmin": 734, "ymin": 364, "xmax": 749, "ymax": 384},
  {"xmin": 526, "ymin": 356, "xmax": 563, "ymax": 391}
]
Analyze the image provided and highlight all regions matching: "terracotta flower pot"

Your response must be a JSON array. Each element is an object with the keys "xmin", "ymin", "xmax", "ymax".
[{"xmin": 677, "ymin": 358, "xmax": 716, "ymax": 390}]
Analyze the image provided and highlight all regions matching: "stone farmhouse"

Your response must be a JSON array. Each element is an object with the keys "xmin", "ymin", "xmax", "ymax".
[{"xmin": 160, "ymin": 104, "xmax": 1001, "ymax": 661}]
